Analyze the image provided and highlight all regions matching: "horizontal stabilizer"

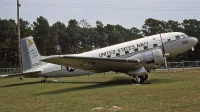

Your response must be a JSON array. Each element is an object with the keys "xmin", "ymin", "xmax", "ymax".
[{"xmin": 0, "ymin": 71, "xmax": 42, "ymax": 78}]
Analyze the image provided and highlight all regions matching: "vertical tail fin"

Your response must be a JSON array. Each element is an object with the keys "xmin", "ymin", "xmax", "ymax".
[{"xmin": 21, "ymin": 37, "xmax": 44, "ymax": 71}]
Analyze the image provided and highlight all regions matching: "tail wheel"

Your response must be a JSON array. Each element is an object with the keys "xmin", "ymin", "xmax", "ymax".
[
  {"xmin": 41, "ymin": 77, "xmax": 47, "ymax": 83},
  {"xmin": 41, "ymin": 79, "xmax": 43, "ymax": 82},
  {"xmin": 19, "ymin": 76, "xmax": 23, "ymax": 80}
]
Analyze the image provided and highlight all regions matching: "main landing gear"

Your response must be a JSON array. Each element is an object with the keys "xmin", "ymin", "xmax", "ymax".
[{"xmin": 132, "ymin": 74, "xmax": 148, "ymax": 84}]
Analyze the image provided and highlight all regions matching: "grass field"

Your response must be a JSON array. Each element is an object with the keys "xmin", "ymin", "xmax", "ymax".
[{"xmin": 0, "ymin": 70, "xmax": 200, "ymax": 112}]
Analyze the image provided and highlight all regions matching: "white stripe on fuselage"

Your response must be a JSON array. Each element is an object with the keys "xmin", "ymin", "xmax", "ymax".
[{"xmin": 76, "ymin": 32, "xmax": 183, "ymax": 58}]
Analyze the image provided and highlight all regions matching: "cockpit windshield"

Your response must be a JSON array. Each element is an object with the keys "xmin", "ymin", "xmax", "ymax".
[
  {"xmin": 180, "ymin": 34, "xmax": 188, "ymax": 38},
  {"xmin": 175, "ymin": 34, "xmax": 188, "ymax": 40}
]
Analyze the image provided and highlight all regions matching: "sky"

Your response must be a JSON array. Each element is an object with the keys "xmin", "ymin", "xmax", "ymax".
[{"xmin": 0, "ymin": 0, "xmax": 200, "ymax": 29}]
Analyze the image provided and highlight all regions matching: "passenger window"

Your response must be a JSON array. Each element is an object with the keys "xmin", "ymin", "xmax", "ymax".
[
  {"xmin": 134, "ymin": 48, "xmax": 138, "ymax": 51},
  {"xmin": 153, "ymin": 44, "xmax": 157, "ymax": 47},
  {"xmin": 125, "ymin": 51, "xmax": 129, "ymax": 54},
  {"xmin": 116, "ymin": 53, "xmax": 120, "ymax": 56},
  {"xmin": 144, "ymin": 46, "xmax": 148, "ymax": 49},
  {"xmin": 107, "ymin": 55, "xmax": 111, "ymax": 58},
  {"xmin": 175, "ymin": 35, "xmax": 180, "ymax": 40},
  {"xmin": 168, "ymin": 39, "xmax": 171, "ymax": 41}
]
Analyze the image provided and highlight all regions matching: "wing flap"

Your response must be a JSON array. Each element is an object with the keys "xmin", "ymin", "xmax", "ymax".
[{"xmin": 41, "ymin": 55, "xmax": 140, "ymax": 72}]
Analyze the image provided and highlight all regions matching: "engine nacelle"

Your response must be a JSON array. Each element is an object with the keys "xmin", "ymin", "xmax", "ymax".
[{"xmin": 129, "ymin": 49, "xmax": 164, "ymax": 65}]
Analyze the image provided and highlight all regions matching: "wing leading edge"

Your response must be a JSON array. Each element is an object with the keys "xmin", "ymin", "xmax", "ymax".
[{"xmin": 41, "ymin": 55, "xmax": 140, "ymax": 72}]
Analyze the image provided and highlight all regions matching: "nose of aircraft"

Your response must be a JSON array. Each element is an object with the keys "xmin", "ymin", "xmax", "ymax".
[{"xmin": 190, "ymin": 37, "xmax": 198, "ymax": 46}]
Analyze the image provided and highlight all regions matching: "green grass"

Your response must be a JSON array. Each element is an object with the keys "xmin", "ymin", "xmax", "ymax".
[{"xmin": 0, "ymin": 70, "xmax": 200, "ymax": 112}]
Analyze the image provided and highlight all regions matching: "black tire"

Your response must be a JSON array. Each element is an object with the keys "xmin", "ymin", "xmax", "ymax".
[
  {"xmin": 132, "ymin": 78, "xmax": 137, "ymax": 84},
  {"xmin": 132, "ymin": 76, "xmax": 144, "ymax": 84},
  {"xmin": 138, "ymin": 76, "xmax": 145, "ymax": 83},
  {"xmin": 144, "ymin": 74, "xmax": 148, "ymax": 80}
]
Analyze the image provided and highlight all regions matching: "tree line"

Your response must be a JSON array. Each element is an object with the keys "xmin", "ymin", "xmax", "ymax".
[{"xmin": 0, "ymin": 17, "xmax": 200, "ymax": 68}]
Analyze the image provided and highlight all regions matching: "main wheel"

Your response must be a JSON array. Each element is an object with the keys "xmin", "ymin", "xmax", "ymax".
[
  {"xmin": 132, "ymin": 76, "xmax": 145, "ymax": 84},
  {"xmin": 144, "ymin": 74, "xmax": 148, "ymax": 80}
]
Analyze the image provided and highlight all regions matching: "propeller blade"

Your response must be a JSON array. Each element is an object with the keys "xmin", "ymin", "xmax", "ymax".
[
  {"xmin": 164, "ymin": 56, "xmax": 168, "ymax": 68},
  {"xmin": 160, "ymin": 34, "xmax": 167, "ymax": 68},
  {"xmin": 160, "ymin": 34, "xmax": 168, "ymax": 68},
  {"xmin": 192, "ymin": 47, "xmax": 194, "ymax": 51},
  {"xmin": 160, "ymin": 34, "xmax": 166, "ymax": 55}
]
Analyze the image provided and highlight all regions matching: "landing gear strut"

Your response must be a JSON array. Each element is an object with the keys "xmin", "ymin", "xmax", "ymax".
[
  {"xmin": 132, "ymin": 74, "xmax": 148, "ymax": 84},
  {"xmin": 19, "ymin": 76, "xmax": 23, "ymax": 80}
]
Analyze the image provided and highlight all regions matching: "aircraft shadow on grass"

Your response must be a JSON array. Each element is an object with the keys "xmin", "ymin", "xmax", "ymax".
[
  {"xmin": 1, "ymin": 77, "xmax": 175, "ymax": 95},
  {"xmin": 35, "ymin": 77, "xmax": 158, "ymax": 95},
  {"xmin": 35, "ymin": 78, "xmax": 132, "ymax": 95},
  {"xmin": 36, "ymin": 77, "xmax": 179, "ymax": 95},
  {"xmin": 0, "ymin": 77, "xmax": 130, "ymax": 88}
]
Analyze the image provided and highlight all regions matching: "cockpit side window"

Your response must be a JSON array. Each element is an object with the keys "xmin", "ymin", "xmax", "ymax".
[{"xmin": 175, "ymin": 35, "xmax": 180, "ymax": 40}]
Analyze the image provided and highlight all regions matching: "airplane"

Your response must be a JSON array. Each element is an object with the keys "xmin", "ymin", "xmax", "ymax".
[{"xmin": 0, "ymin": 32, "xmax": 198, "ymax": 84}]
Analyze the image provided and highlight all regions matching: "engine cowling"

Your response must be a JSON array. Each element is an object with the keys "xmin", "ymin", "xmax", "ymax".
[{"xmin": 129, "ymin": 49, "xmax": 164, "ymax": 65}]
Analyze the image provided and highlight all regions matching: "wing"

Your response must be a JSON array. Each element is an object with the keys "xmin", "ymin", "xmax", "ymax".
[
  {"xmin": 41, "ymin": 55, "xmax": 140, "ymax": 72},
  {"xmin": 0, "ymin": 71, "xmax": 42, "ymax": 78}
]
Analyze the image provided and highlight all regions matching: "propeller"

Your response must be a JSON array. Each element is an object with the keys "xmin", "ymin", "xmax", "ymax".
[
  {"xmin": 160, "ymin": 34, "xmax": 168, "ymax": 68},
  {"xmin": 192, "ymin": 47, "xmax": 194, "ymax": 51}
]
